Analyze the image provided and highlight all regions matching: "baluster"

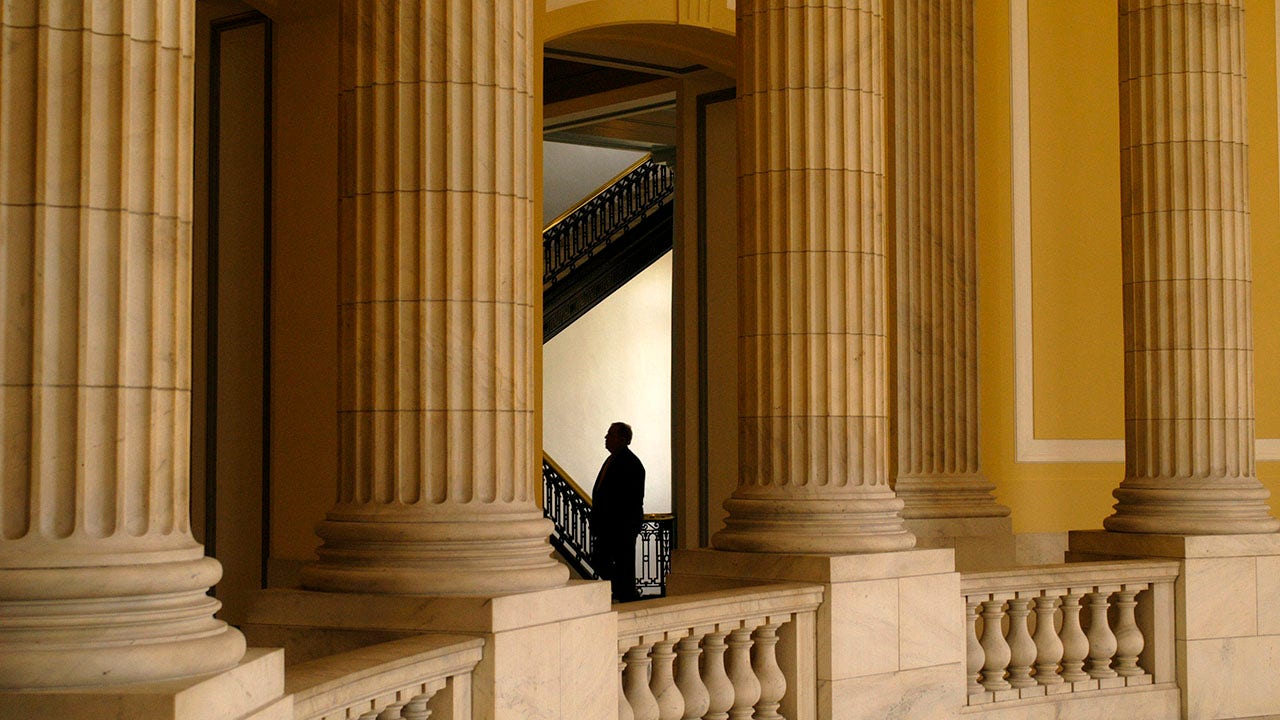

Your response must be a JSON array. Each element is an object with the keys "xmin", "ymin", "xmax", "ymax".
[
  {"xmin": 651, "ymin": 633, "xmax": 685, "ymax": 720},
  {"xmin": 401, "ymin": 691, "xmax": 435, "ymax": 720},
  {"xmin": 377, "ymin": 702, "xmax": 404, "ymax": 719},
  {"xmin": 1058, "ymin": 589, "xmax": 1090, "ymax": 683},
  {"xmin": 676, "ymin": 630, "xmax": 710, "ymax": 720},
  {"xmin": 358, "ymin": 710, "xmax": 380, "ymax": 720},
  {"xmin": 624, "ymin": 641, "xmax": 660, "ymax": 720},
  {"xmin": 619, "ymin": 653, "xmax": 635, "ymax": 720},
  {"xmin": 701, "ymin": 628, "xmax": 734, "ymax": 720},
  {"xmin": 1085, "ymin": 588, "xmax": 1119, "ymax": 679},
  {"xmin": 1112, "ymin": 584, "xmax": 1148, "ymax": 677},
  {"xmin": 1006, "ymin": 595, "xmax": 1037, "ymax": 688},
  {"xmin": 1032, "ymin": 592, "xmax": 1064, "ymax": 685},
  {"xmin": 979, "ymin": 596, "xmax": 1011, "ymax": 691},
  {"xmin": 725, "ymin": 624, "xmax": 761, "ymax": 720},
  {"xmin": 751, "ymin": 619, "xmax": 786, "ymax": 720},
  {"xmin": 965, "ymin": 598, "xmax": 984, "ymax": 695}
]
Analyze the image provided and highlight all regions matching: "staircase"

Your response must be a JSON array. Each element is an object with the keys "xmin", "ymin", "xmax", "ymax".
[
  {"xmin": 541, "ymin": 155, "xmax": 675, "ymax": 595},
  {"xmin": 542, "ymin": 155, "xmax": 674, "ymax": 341}
]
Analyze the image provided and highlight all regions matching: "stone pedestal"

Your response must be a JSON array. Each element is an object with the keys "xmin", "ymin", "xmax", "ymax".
[
  {"xmin": 0, "ymin": 0, "xmax": 246, "ymax": 690},
  {"xmin": 1106, "ymin": 0, "xmax": 1278, "ymax": 535},
  {"xmin": 905, "ymin": 516, "xmax": 1014, "ymax": 571},
  {"xmin": 715, "ymin": 0, "xmax": 914, "ymax": 555},
  {"xmin": 0, "ymin": 650, "xmax": 289, "ymax": 720},
  {"xmin": 1070, "ymin": 531, "xmax": 1280, "ymax": 720},
  {"xmin": 245, "ymin": 582, "xmax": 617, "ymax": 720},
  {"xmin": 668, "ymin": 548, "xmax": 964, "ymax": 720},
  {"xmin": 892, "ymin": 0, "xmax": 1011, "ymax": 565},
  {"xmin": 301, "ymin": 0, "xmax": 566, "ymax": 595}
]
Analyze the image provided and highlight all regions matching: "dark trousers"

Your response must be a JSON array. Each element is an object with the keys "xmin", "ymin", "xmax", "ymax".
[{"xmin": 593, "ymin": 531, "xmax": 639, "ymax": 602}]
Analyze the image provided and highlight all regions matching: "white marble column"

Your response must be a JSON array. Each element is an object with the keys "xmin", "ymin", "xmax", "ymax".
[
  {"xmin": 713, "ymin": 0, "xmax": 915, "ymax": 553},
  {"xmin": 0, "ymin": 0, "xmax": 246, "ymax": 687},
  {"xmin": 1106, "ymin": 0, "xmax": 1278, "ymax": 534},
  {"xmin": 300, "ymin": 0, "xmax": 568, "ymax": 594},
  {"xmin": 892, "ymin": 0, "xmax": 1008, "ymax": 523}
]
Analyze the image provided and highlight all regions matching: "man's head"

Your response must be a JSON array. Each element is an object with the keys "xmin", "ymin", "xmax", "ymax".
[{"xmin": 605, "ymin": 422, "xmax": 633, "ymax": 453}]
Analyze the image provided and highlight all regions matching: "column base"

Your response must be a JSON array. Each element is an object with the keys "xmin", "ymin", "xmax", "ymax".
[
  {"xmin": 667, "ymin": 548, "xmax": 965, "ymax": 720},
  {"xmin": 904, "ymin": 516, "xmax": 1015, "ymax": 570},
  {"xmin": 0, "ymin": 648, "xmax": 288, "ymax": 720},
  {"xmin": 0, "ymin": 554, "xmax": 246, "ymax": 689},
  {"xmin": 301, "ymin": 507, "xmax": 569, "ymax": 595},
  {"xmin": 244, "ymin": 581, "xmax": 616, "ymax": 720},
  {"xmin": 1104, "ymin": 477, "xmax": 1280, "ymax": 535},
  {"xmin": 1069, "ymin": 530, "xmax": 1280, "ymax": 719},
  {"xmin": 894, "ymin": 473, "xmax": 1011, "ymax": 520},
  {"xmin": 712, "ymin": 496, "xmax": 916, "ymax": 554}
]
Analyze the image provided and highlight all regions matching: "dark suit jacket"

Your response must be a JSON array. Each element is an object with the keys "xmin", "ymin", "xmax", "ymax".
[{"xmin": 591, "ymin": 447, "xmax": 645, "ymax": 540}]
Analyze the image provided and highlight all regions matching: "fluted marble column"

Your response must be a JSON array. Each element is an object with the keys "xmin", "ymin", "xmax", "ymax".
[
  {"xmin": 713, "ymin": 0, "xmax": 915, "ymax": 553},
  {"xmin": 0, "ymin": 1, "xmax": 245, "ymax": 687},
  {"xmin": 892, "ymin": 0, "xmax": 1008, "ymax": 521},
  {"xmin": 301, "ymin": 0, "xmax": 568, "ymax": 594},
  {"xmin": 1106, "ymin": 0, "xmax": 1278, "ymax": 534}
]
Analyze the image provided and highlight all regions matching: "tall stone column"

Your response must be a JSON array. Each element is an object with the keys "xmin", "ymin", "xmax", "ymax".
[
  {"xmin": 891, "ymin": 0, "xmax": 1009, "ymax": 561},
  {"xmin": 1106, "ymin": 0, "xmax": 1278, "ymax": 534},
  {"xmin": 713, "ymin": 0, "xmax": 916, "ymax": 553},
  {"xmin": 300, "ymin": 0, "xmax": 569, "ymax": 594},
  {"xmin": 0, "ymin": 1, "xmax": 246, "ymax": 687}
]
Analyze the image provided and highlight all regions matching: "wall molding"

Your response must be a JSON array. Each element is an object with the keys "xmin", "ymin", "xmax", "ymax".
[{"xmin": 1010, "ymin": 0, "xmax": 1280, "ymax": 463}]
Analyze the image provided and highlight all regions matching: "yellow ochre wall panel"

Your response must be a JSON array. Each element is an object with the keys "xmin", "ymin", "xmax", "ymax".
[
  {"xmin": 1251, "ymin": 0, "xmax": 1280, "ymax": 445},
  {"xmin": 1027, "ymin": 0, "xmax": 1123, "ymax": 441},
  {"xmin": 976, "ymin": 0, "xmax": 1280, "ymax": 533}
]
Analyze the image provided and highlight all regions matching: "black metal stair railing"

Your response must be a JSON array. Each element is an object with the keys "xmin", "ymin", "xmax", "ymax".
[
  {"xmin": 542, "ymin": 454, "xmax": 674, "ymax": 597},
  {"xmin": 542, "ymin": 456, "xmax": 597, "ymax": 580},
  {"xmin": 543, "ymin": 155, "xmax": 674, "ymax": 289}
]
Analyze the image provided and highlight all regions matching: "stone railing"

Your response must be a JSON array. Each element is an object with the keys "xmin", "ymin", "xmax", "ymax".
[
  {"xmin": 287, "ymin": 634, "xmax": 484, "ymax": 720},
  {"xmin": 615, "ymin": 583, "xmax": 824, "ymax": 720},
  {"xmin": 961, "ymin": 560, "xmax": 1179, "ymax": 707}
]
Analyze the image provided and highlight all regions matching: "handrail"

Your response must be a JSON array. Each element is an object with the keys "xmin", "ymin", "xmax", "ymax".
[
  {"xmin": 543, "ymin": 153, "xmax": 653, "ymax": 233},
  {"xmin": 961, "ymin": 560, "xmax": 1180, "ymax": 595},
  {"xmin": 542, "ymin": 156, "xmax": 675, "ymax": 288},
  {"xmin": 615, "ymin": 583, "xmax": 824, "ymax": 637},
  {"xmin": 287, "ymin": 634, "xmax": 483, "ymax": 720},
  {"xmin": 543, "ymin": 452, "xmax": 592, "ymax": 505}
]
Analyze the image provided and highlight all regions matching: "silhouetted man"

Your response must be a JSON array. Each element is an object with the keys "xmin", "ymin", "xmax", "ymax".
[{"xmin": 591, "ymin": 422, "xmax": 645, "ymax": 602}]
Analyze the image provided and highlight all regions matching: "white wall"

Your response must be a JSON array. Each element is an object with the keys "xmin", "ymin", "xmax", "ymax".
[
  {"xmin": 542, "ymin": 141, "xmax": 647, "ymax": 225},
  {"xmin": 542, "ymin": 253, "xmax": 673, "ymax": 513}
]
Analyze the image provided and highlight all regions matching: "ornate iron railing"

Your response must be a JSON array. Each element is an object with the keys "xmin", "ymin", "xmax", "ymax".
[
  {"xmin": 636, "ymin": 514, "xmax": 673, "ymax": 597},
  {"xmin": 542, "ymin": 456, "xmax": 597, "ymax": 580},
  {"xmin": 543, "ymin": 155, "xmax": 675, "ymax": 288},
  {"xmin": 541, "ymin": 454, "xmax": 674, "ymax": 597}
]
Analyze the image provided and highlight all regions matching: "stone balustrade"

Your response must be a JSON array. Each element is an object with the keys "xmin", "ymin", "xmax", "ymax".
[
  {"xmin": 961, "ymin": 561, "xmax": 1178, "ymax": 707},
  {"xmin": 286, "ymin": 635, "xmax": 484, "ymax": 720},
  {"xmin": 616, "ymin": 583, "xmax": 824, "ymax": 720}
]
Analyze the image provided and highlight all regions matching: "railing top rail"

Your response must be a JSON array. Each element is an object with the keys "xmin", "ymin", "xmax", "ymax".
[
  {"xmin": 542, "ymin": 153, "xmax": 655, "ymax": 234},
  {"xmin": 961, "ymin": 559, "xmax": 1180, "ymax": 595},
  {"xmin": 643, "ymin": 513, "xmax": 674, "ymax": 522},
  {"xmin": 286, "ymin": 634, "xmax": 484, "ymax": 719},
  {"xmin": 617, "ymin": 582, "xmax": 824, "ymax": 639},
  {"xmin": 543, "ymin": 453, "xmax": 593, "ymax": 506}
]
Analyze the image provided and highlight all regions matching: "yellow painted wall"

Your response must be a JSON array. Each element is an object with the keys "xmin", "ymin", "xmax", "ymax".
[{"xmin": 975, "ymin": 0, "xmax": 1280, "ymax": 532}]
